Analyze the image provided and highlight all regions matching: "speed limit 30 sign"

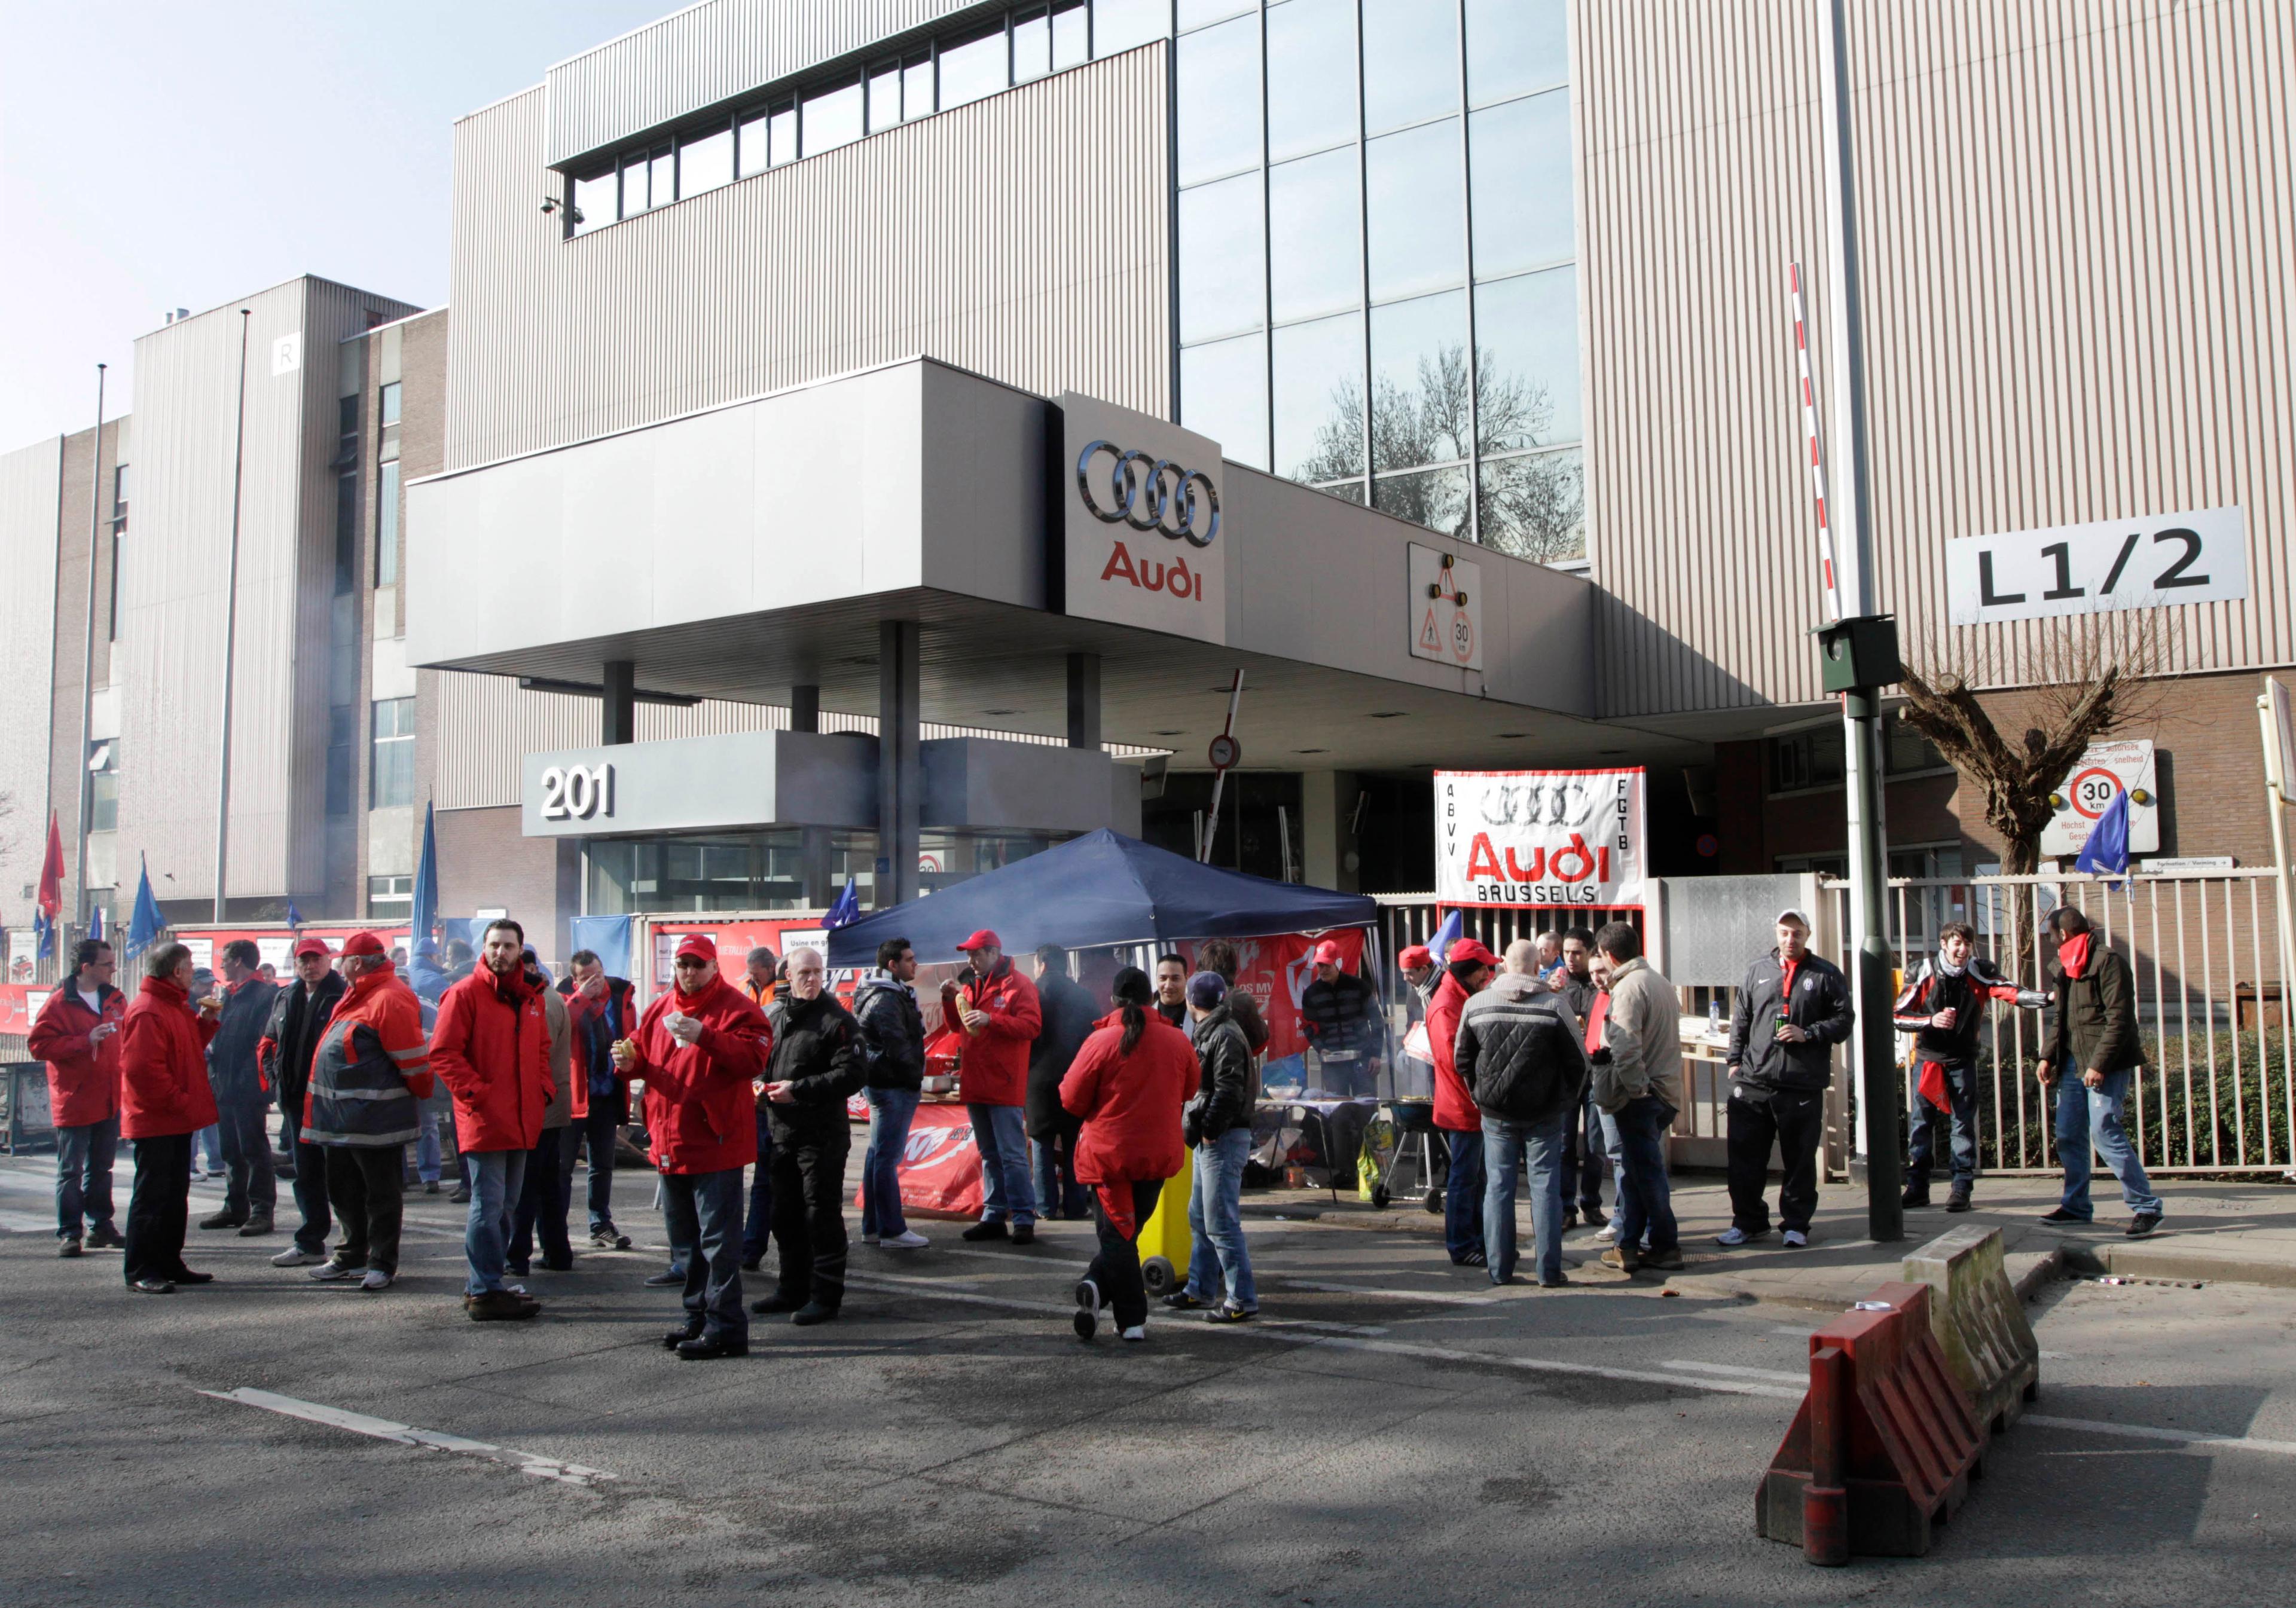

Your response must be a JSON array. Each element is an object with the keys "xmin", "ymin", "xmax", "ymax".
[{"xmin": 2041, "ymin": 739, "xmax": 2158, "ymax": 857}]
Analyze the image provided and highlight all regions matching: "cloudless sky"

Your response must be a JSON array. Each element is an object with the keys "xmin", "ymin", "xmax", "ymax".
[{"xmin": 0, "ymin": 1, "xmax": 676, "ymax": 451}]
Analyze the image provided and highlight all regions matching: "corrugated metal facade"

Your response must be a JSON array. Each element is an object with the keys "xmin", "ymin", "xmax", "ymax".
[
  {"xmin": 542, "ymin": 0, "xmax": 990, "ymax": 166},
  {"xmin": 0, "ymin": 437, "xmax": 62, "ymax": 918},
  {"xmin": 447, "ymin": 46, "xmax": 1170, "ymax": 472},
  {"xmin": 1578, "ymin": 0, "xmax": 2295, "ymax": 718}
]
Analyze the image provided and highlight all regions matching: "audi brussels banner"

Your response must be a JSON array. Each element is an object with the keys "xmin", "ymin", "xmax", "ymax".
[
  {"xmin": 1055, "ymin": 392, "xmax": 1227, "ymax": 647},
  {"xmin": 850, "ymin": 1100, "xmax": 985, "ymax": 1220},
  {"xmin": 1435, "ymin": 769, "xmax": 1647, "ymax": 909}
]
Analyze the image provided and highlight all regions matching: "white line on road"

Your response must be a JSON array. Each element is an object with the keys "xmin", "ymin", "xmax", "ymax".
[
  {"xmin": 2021, "ymin": 1414, "xmax": 2296, "ymax": 1458},
  {"xmin": 1277, "ymin": 1278, "xmax": 1503, "ymax": 1307},
  {"xmin": 0, "ymin": 1210, "xmax": 55, "ymax": 1233},
  {"xmin": 845, "ymin": 1270, "xmax": 1388, "ymax": 1336},
  {"xmin": 1665, "ymin": 1360, "xmax": 1809, "ymax": 1384},
  {"xmin": 199, "ymin": 1387, "xmax": 616, "ymax": 1485}
]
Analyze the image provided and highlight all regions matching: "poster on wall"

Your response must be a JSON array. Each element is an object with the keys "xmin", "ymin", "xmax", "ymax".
[
  {"xmin": 5, "ymin": 932, "xmax": 33, "ymax": 983},
  {"xmin": 1434, "ymin": 768, "xmax": 1647, "ymax": 909}
]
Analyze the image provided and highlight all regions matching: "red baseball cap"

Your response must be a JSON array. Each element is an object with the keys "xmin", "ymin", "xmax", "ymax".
[
  {"xmin": 292, "ymin": 936, "xmax": 332, "ymax": 960},
  {"xmin": 674, "ymin": 933, "xmax": 719, "ymax": 963},
  {"xmin": 1313, "ymin": 940, "xmax": 1345, "ymax": 965},
  {"xmin": 958, "ymin": 930, "xmax": 1002, "ymax": 952},
  {"xmin": 341, "ymin": 931, "xmax": 386, "ymax": 958},
  {"xmin": 1447, "ymin": 938, "xmax": 1500, "ymax": 969},
  {"xmin": 1397, "ymin": 944, "xmax": 1433, "ymax": 970}
]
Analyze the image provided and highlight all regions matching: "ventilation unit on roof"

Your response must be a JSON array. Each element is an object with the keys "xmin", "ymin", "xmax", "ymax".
[{"xmin": 163, "ymin": 307, "xmax": 190, "ymax": 324}]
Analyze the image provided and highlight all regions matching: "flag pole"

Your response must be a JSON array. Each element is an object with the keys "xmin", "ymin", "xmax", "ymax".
[
  {"xmin": 74, "ymin": 363, "xmax": 107, "ymax": 931},
  {"xmin": 213, "ymin": 310, "xmax": 251, "ymax": 922}
]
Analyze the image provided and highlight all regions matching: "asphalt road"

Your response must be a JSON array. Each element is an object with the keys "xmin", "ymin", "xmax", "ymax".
[{"xmin": 2, "ymin": 1154, "xmax": 2291, "ymax": 1607}]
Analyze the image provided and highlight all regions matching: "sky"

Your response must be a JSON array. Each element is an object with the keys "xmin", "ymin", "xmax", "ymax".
[{"xmin": 0, "ymin": 1, "xmax": 676, "ymax": 451}]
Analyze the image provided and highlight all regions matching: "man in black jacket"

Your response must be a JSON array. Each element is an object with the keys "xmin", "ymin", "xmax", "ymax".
[
  {"xmin": 260, "ymin": 937, "xmax": 347, "ymax": 1265},
  {"xmin": 561, "ymin": 950, "xmax": 637, "ymax": 1250},
  {"xmin": 202, "ymin": 940, "xmax": 281, "ymax": 1236},
  {"xmin": 753, "ymin": 947, "xmax": 865, "ymax": 1325},
  {"xmin": 1299, "ymin": 941, "xmax": 1378, "ymax": 1097},
  {"xmin": 855, "ymin": 936, "xmax": 928, "ymax": 1250},
  {"xmin": 1552, "ymin": 926, "xmax": 1619, "ymax": 1230},
  {"xmin": 1026, "ymin": 945, "xmax": 1098, "ymax": 1221},
  {"xmin": 1169, "ymin": 972, "xmax": 1259, "ymax": 1321},
  {"xmin": 1721, "ymin": 909, "xmax": 1854, "ymax": 1249},
  {"xmin": 1894, "ymin": 920, "xmax": 2050, "ymax": 1212},
  {"xmin": 2037, "ymin": 907, "xmax": 2164, "ymax": 1236},
  {"xmin": 1455, "ymin": 940, "xmax": 1592, "ymax": 1286}
]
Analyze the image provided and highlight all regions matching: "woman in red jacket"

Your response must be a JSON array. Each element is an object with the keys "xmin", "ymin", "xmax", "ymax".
[
  {"xmin": 1060, "ymin": 967, "xmax": 1196, "ymax": 1343},
  {"xmin": 117, "ymin": 941, "xmax": 224, "ymax": 1295}
]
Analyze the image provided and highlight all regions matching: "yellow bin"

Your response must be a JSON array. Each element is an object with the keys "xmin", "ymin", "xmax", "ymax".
[{"xmin": 1135, "ymin": 1147, "xmax": 1195, "ymax": 1297}]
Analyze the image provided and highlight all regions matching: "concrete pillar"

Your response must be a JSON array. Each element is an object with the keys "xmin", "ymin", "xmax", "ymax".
[
  {"xmin": 1066, "ymin": 652, "xmax": 1101, "ymax": 750},
  {"xmin": 602, "ymin": 660, "xmax": 635, "ymax": 746},
  {"xmin": 877, "ymin": 620, "xmax": 921, "ymax": 907},
  {"xmin": 1300, "ymin": 770, "xmax": 1361, "ymax": 892},
  {"xmin": 790, "ymin": 683, "xmax": 820, "ymax": 733}
]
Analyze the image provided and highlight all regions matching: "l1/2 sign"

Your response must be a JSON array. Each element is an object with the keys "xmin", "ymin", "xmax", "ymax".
[
  {"xmin": 1435, "ymin": 769, "xmax": 1646, "ymax": 909},
  {"xmin": 1945, "ymin": 506, "xmax": 2246, "ymax": 626}
]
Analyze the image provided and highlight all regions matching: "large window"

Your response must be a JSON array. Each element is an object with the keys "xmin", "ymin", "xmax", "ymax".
[
  {"xmin": 89, "ymin": 744, "xmax": 118, "ymax": 833},
  {"xmin": 1177, "ymin": 0, "xmax": 1585, "ymax": 560},
  {"xmin": 107, "ymin": 463, "xmax": 127, "ymax": 641},
  {"xmin": 378, "ymin": 380, "xmax": 402, "ymax": 427},
  {"xmin": 375, "ymin": 461, "xmax": 401, "ymax": 588},
  {"xmin": 333, "ymin": 472, "xmax": 358, "ymax": 596},
  {"xmin": 368, "ymin": 875, "xmax": 413, "ymax": 918},
  {"xmin": 371, "ymin": 697, "xmax": 415, "ymax": 809}
]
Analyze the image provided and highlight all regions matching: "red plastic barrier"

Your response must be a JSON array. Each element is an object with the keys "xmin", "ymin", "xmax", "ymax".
[{"xmin": 1757, "ymin": 1280, "xmax": 1987, "ymax": 1563}]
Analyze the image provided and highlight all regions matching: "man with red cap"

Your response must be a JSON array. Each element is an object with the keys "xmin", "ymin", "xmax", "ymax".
[
  {"xmin": 29, "ymin": 938, "xmax": 128, "ymax": 1257},
  {"xmin": 1299, "ymin": 939, "xmax": 1378, "ymax": 1098},
  {"xmin": 950, "ymin": 929, "xmax": 1043, "ymax": 1245},
  {"xmin": 1397, "ymin": 944, "xmax": 1437, "ymax": 1025},
  {"xmin": 301, "ymin": 933, "xmax": 431, "ymax": 1291},
  {"xmin": 432, "ymin": 918, "xmax": 555, "ymax": 1320},
  {"xmin": 613, "ymin": 931, "xmax": 773, "ymax": 1358},
  {"xmin": 1428, "ymin": 936, "xmax": 1499, "ymax": 1267},
  {"xmin": 258, "ymin": 934, "xmax": 348, "ymax": 1265}
]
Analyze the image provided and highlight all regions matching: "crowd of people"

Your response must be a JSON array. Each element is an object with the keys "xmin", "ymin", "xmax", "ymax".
[{"xmin": 26, "ymin": 900, "xmax": 2165, "ymax": 1358}]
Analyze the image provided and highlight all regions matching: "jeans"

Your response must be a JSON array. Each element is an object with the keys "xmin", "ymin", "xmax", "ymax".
[
  {"xmin": 192, "ymin": 1123, "xmax": 223, "ymax": 1175},
  {"xmin": 1481, "ymin": 1111, "xmax": 1570, "ymax": 1284},
  {"xmin": 1725, "ymin": 1084, "xmax": 1826, "ymax": 1235},
  {"xmin": 279, "ymin": 1100, "xmax": 333, "ymax": 1255},
  {"xmin": 325, "ymin": 1145, "xmax": 404, "ymax": 1274},
  {"xmin": 860, "ymin": 1087, "xmax": 920, "ymax": 1239},
  {"xmin": 1088, "ymin": 1179, "xmax": 1166, "ymax": 1331},
  {"xmin": 2055, "ymin": 1070, "xmax": 2164, "ymax": 1218},
  {"xmin": 1607, "ymin": 1096, "xmax": 1679, "ymax": 1255},
  {"xmin": 1558, "ymin": 1087, "xmax": 1622, "ymax": 1212},
  {"xmin": 1032, "ymin": 1135, "xmax": 1090, "ymax": 1219},
  {"xmin": 769, "ymin": 1122, "xmax": 852, "ymax": 1310},
  {"xmin": 968, "ymin": 1102, "xmax": 1037, "ymax": 1227},
  {"xmin": 1184, "ymin": 1126, "xmax": 1257, "ymax": 1309},
  {"xmin": 415, "ymin": 1108, "xmax": 444, "ymax": 1184},
  {"xmin": 54, "ymin": 1116, "xmax": 119, "ymax": 1240},
  {"xmin": 463, "ymin": 1148, "xmax": 529, "ymax": 1295},
  {"xmin": 741, "ymin": 1106, "xmax": 775, "ymax": 1261},
  {"xmin": 582, "ymin": 1098, "xmax": 624, "ymax": 1230},
  {"xmin": 124, "ymin": 1132, "xmax": 192, "ymax": 1285},
  {"xmin": 661, "ymin": 1166, "xmax": 746, "ymax": 1340},
  {"xmin": 1907, "ymin": 1061, "xmax": 1980, "ymax": 1188},
  {"xmin": 511, "ymin": 1126, "xmax": 579, "ymax": 1269},
  {"xmin": 1442, "ymin": 1127, "xmax": 1485, "ymax": 1263}
]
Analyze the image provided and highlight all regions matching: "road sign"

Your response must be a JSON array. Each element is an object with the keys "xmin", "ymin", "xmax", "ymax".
[
  {"xmin": 1407, "ymin": 543, "xmax": 1483, "ymax": 671},
  {"xmin": 1946, "ymin": 507, "xmax": 2246, "ymax": 626},
  {"xmin": 1207, "ymin": 733, "xmax": 1240, "ymax": 771},
  {"xmin": 2041, "ymin": 739, "xmax": 2158, "ymax": 857}
]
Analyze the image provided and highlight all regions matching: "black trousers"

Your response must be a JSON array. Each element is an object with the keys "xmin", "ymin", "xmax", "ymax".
[
  {"xmin": 325, "ymin": 1145, "xmax": 405, "ymax": 1275},
  {"xmin": 1088, "ymin": 1179, "xmax": 1167, "ymax": 1331},
  {"xmin": 769, "ymin": 1124, "xmax": 851, "ymax": 1310},
  {"xmin": 124, "ymin": 1133, "xmax": 193, "ymax": 1285},
  {"xmin": 279, "ymin": 1099, "xmax": 333, "ymax": 1255},
  {"xmin": 1725, "ymin": 1086, "xmax": 1826, "ymax": 1236},
  {"xmin": 511, "ymin": 1126, "xmax": 578, "ymax": 1269}
]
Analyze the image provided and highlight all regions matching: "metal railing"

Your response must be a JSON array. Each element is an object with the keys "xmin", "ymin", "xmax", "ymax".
[{"xmin": 1825, "ymin": 868, "xmax": 2296, "ymax": 1175}]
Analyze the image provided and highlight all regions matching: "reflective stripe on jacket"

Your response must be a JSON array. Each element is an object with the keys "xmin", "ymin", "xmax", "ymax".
[{"xmin": 305, "ymin": 961, "xmax": 432, "ymax": 1147}]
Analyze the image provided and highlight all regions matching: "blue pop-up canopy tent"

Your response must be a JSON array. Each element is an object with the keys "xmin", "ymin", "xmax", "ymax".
[{"xmin": 824, "ymin": 829, "xmax": 1379, "ymax": 965}]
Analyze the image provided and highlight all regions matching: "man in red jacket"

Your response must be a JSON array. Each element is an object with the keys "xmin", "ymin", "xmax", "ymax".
[
  {"xmin": 430, "ymin": 918, "xmax": 554, "ymax": 1321},
  {"xmin": 613, "ymin": 933, "xmax": 773, "ymax": 1359},
  {"xmin": 117, "ymin": 941, "xmax": 224, "ymax": 1295},
  {"xmin": 29, "ymin": 938, "xmax": 128, "ymax": 1256},
  {"xmin": 953, "ymin": 930, "xmax": 1043, "ymax": 1246},
  {"xmin": 1428, "ymin": 938, "xmax": 1498, "ymax": 1268}
]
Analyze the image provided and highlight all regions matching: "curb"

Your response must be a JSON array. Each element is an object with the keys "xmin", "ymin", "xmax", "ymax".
[
  {"xmin": 2055, "ymin": 1239, "xmax": 2296, "ymax": 1289},
  {"xmin": 1659, "ymin": 1248, "xmax": 2068, "ymax": 1314}
]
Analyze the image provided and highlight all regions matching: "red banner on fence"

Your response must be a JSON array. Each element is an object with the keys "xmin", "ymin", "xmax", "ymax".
[
  {"xmin": 1217, "ymin": 929, "xmax": 1367, "ymax": 1060},
  {"xmin": 850, "ymin": 1100, "xmax": 985, "ymax": 1220}
]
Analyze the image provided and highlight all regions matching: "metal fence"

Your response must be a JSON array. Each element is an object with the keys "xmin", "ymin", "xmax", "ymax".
[{"xmin": 1825, "ymin": 867, "xmax": 2296, "ymax": 1176}]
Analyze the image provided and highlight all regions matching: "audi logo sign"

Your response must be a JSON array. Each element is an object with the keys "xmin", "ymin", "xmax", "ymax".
[
  {"xmin": 1055, "ymin": 393, "xmax": 1228, "ymax": 647},
  {"xmin": 1074, "ymin": 441, "xmax": 1220, "ymax": 547}
]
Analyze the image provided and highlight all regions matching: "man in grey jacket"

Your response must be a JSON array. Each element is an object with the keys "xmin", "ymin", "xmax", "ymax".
[{"xmin": 1590, "ymin": 921, "xmax": 1683, "ymax": 1273}]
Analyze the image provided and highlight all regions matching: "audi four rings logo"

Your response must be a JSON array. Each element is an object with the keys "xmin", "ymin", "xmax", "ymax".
[{"xmin": 1075, "ymin": 440, "xmax": 1219, "ymax": 547}]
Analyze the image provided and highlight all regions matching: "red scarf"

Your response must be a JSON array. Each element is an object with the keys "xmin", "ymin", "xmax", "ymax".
[{"xmin": 2057, "ymin": 932, "xmax": 2092, "ymax": 980}]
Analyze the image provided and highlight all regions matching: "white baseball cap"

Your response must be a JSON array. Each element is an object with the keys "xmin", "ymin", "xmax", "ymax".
[{"xmin": 1775, "ymin": 907, "xmax": 1812, "ymax": 930}]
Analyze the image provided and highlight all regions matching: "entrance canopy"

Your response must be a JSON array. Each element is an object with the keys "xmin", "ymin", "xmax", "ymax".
[{"xmin": 823, "ymin": 829, "xmax": 1379, "ymax": 965}]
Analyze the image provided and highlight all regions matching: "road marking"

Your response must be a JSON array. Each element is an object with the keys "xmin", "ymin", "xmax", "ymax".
[
  {"xmin": 1277, "ymin": 1278, "xmax": 1503, "ymax": 1307},
  {"xmin": 1665, "ymin": 1360, "xmax": 1808, "ymax": 1385},
  {"xmin": 845, "ymin": 1271, "xmax": 1387, "ymax": 1336},
  {"xmin": 2022, "ymin": 1414, "xmax": 2296, "ymax": 1459},
  {"xmin": 0, "ymin": 1210, "xmax": 55, "ymax": 1233},
  {"xmin": 199, "ymin": 1387, "xmax": 616, "ymax": 1485}
]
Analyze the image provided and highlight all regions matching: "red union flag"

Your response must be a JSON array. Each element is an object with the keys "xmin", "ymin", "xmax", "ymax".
[{"xmin": 1435, "ymin": 769, "xmax": 1647, "ymax": 910}]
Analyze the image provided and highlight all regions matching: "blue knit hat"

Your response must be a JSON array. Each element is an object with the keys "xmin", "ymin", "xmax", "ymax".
[{"xmin": 1186, "ymin": 970, "xmax": 1228, "ymax": 1010}]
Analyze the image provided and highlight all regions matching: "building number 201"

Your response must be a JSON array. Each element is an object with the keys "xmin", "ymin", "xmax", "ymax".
[{"xmin": 539, "ymin": 762, "xmax": 614, "ymax": 820}]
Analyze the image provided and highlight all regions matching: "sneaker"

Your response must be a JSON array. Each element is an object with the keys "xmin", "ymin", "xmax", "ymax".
[
  {"xmin": 1641, "ymin": 1246, "xmax": 1686, "ymax": 1271},
  {"xmin": 1945, "ymin": 1185, "xmax": 1973, "ymax": 1213},
  {"xmin": 198, "ymin": 1209, "xmax": 246, "ymax": 1231},
  {"xmin": 2038, "ymin": 1207, "xmax": 2089, "ymax": 1225},
  {"xmin": 1162, "ymin": 1291, "xmax": 1208, "ymax": 1310},
  {"xmin": 1580, "ymin": 1206, "xmax": 1609, "ymax": 1229},
  {"xmin": 1782, "ymin": 1230, "xmax": 1809, "ymax": 1249},
  {"xmin": 1120, "ymin": 1324, "xmax": 1148, "ymax": 1342},
  {"xmin": 2126, "ymin": 1212, "xmax": 2162, "ymax": 1238},
  {"xmin": 677, "ymin": 1331, "xmax": 749, "ymax": 1360},
  {"xmin": 789, "ymin": 1301, "xmax": 838, "ymax": 1327},
  {"xmin": 590, "ymin": 1227, "xmax": 631, "ymax": 1250},
  {"xmin": 1454, "ymin": 1248, "xmax": 1488, "ymax": 1268},
  {"xmin": 1073, "ymin": 1278, "xmax": 1101, "ymax": 1341},
  {"xmin": 861, "ymin": 1231, "xmax": 881, "ymax": 1246},
  {"xmin": 1598, "ymin": 1246, "xmax": 1641, "ymax": 1273},
  {"xmin": 1206, "ymin": 1303, "xmax": 1256, "ymax": 1323},
  {"xmin": 645, "ymin": 1268, "xmax": 687, "ymax": 1288},
  {"xmin": 961, "ymin": 1221, "xmax": 1010, "ymax": 1243},
  {"xmin": 1601, "ymin": 1221, "xmax": 1623, "ymax": 1243},
  {"xmin": 1714, "ymin": 1226, "xmax": 1757, "ymax": 1247},
  {"xmin": 57, "ymin": 1237, "xmax": 83, "ymax": 1258},
  {"xmin": 881, "ymin": 1230, "xmax": 929, "ymax": 1249},
  {"xmin": 271, "ymin": 1246, "xmax": 329, "ymax": 1267},
  {"xmin": 309, "ymin": 1260, "xmax": 359, "ymax": 1282},
  {"xmin": 1010, "ymin": 1223, "xmax": 1036, "ymax": 1246},
  {"xmin": 359, "ymin": 1270, "xmax": 393, "ymax": 1292},
  {"xmin": 236, "ymin": 1216, "xmax": 274, "ymax": 1237}
]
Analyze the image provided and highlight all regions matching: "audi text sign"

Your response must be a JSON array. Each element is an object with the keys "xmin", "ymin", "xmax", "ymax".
[
  {"xmin": 1055, "ymin": 393, "xmax": 1228, "ymax": 646},
  {"xmin": 1944, "ymin": 506, "xmax": 2246, "ymax": 626},
  {"xmin": 1435, "ymin": 768, "xmax": 1647, "ymax": 909}
]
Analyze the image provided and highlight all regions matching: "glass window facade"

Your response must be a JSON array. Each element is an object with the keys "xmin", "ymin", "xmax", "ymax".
[
  {"xmin": 371, "ymin": 697, "xmax": 415, "ymax": 809},
  {"xmin": 1178, "ymin": 0, "xmax": 1584, "ymax": 560},
  {"xmin": 375, "ymin": 460, "xmax": 401, "ymax": 588},
  {"xmin": 587, "ymin": 831, "xmax": 882, "ymax": 915},
  {"xmin": 679, "ymin": 123, "xmax": 734, "ymax": 194}
]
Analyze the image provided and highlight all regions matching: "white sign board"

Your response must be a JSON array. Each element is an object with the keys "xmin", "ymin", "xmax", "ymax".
[
  {"xmin": 2040, "ymin": 739, "xmax": 2159, "ymax": 858},
  {"xmin": 1407, "ymin": 543, "xmax": 1483, "ymax": 671},
  {"xmin": 1056, "ymin": 393, "xmax": 1227, "ymax": 646},
  {"xmin": 1946, "ymin": 506, "xmax": 2245, "ymax": 625},
  {"xmin": 270, "ymin": 332, "xmax": 302, "ymax": 376},
  {"xmin": 5, "ymin": 931, "xmax": 34, "ymax": 983},
  {"xmin": 1435, "ymin": 769, "xmax": 1647, "ymax": 909},
  {"xmin": 182, "ymin": 936, "xmax": 214, "ymax": 971}
]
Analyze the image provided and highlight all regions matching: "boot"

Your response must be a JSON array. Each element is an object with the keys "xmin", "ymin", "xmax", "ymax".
[
  {"xmin": 199, "ymin": 1208, "xmax": 246, "ymax": 1230},
  {"xmin": 1945, "ymin": 1183, "xmax": 1973, "ymax": 1213},
  {"xmin": 1900, "ymin": 1181, "xmax": 1931, "ymax": 1209}
]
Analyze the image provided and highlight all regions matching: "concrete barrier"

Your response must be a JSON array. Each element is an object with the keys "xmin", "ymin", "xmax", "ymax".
[{"xmin": 1901, "ymin": 1225, "xmax": 2039, "ymax": 1435}]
